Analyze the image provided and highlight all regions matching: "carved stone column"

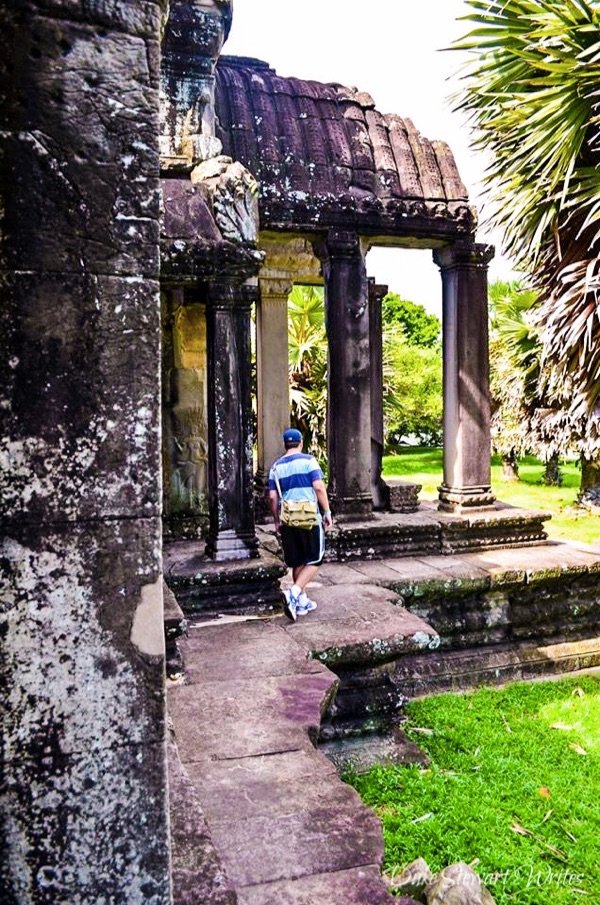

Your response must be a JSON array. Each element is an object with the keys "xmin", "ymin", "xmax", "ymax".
[
  {"xmin": 318, "ymin": 229, "xmax": 373, "ymax": 519},
  {"xmin": 256, "ymin": 276, "xmax": 292, "ymax": 492},
  {"xmin": 205, "ymin": 280, "xmax": 259, "ymax": 559},
  {"xmin": 369, "ymin": 279, "xmax": 389, "ymax": 510},
  {"xmin": 434, "ymin": 241, "xmax": 496, "ymax": 512}
]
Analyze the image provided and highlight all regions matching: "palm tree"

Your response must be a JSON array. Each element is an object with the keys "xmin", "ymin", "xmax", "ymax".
[
  {"xmin": 287, "ymin": 285, "xmax": 328, "ymax": 461},
  {"xmin": 489, "ymin": 281, "xmax": 539, "ymax": 480},
  {"xmin": 454, "ymin": 0, "xmax": 600, "ymax": 414}
]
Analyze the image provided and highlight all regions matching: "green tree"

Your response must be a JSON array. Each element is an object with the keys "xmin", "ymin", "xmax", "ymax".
[
  {"xmin": 287, "ymin": 285, "xmax": 327, "ymax": 461},
  {"xmin": 383, "ymin": 322, "xmax": 443, "ymax": 448},
  {"xmin": 382, "ymin": 293, "xmax": 441, "ymax": 348},
  {"xmin": 489, "ymin": 280, "xmax": 563, "ymax": 484}
]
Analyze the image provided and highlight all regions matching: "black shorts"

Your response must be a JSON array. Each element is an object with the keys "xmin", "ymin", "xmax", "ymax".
[{"xmin": 280, "ymin": 522, "xmax": 325, "ymax": 568}]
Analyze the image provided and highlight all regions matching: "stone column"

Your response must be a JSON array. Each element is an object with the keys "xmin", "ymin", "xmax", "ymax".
[
  {"xmin": 434, "ymin": 241, "xmax": 496, "ymax": 512},
  {"xmin": 318, "ymin": 229, "xmax": 373, "ymax": 519},
  {"xmin": 160, "ymin": 0, "xmax": 232, "ymax": 169},
  {"xmin": 205, "ymin": 280, "xmax": 260, "ymax": 560},
  {"xmin": 369, "ymin": 279, "xmax": 389, "ymax": 510},
  {"xmin": 1, "ymin": 2, "xmax": 170, "ymax": 901},
  {"xmin": 255, "ymin": 276, "xmax": 292, "ymax": 493}
]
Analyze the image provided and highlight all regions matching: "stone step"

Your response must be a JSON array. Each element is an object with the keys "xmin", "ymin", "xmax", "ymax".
[
  {"xmin": 235, "ymin": 866, "xmax": 399, "ymax": 905},
  {"xmin": 280, "ymin": 584, "xmax": 439, "ymax": 738},
  {"xmin": 164, "ymin": 540, "xmax": 286, "ymax": 617}
]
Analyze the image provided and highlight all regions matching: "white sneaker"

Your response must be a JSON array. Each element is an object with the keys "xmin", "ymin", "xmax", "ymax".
[
  {"xmin": 283, "ymin": 588, "xmax": 298, "ymax": 622},
  {"xmin": 297, "ymin": 594, "xmax": 317, "ymax": 615}
]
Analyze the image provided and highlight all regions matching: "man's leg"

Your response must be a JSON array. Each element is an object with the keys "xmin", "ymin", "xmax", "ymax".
[{"xmin": 293, "ymin": 563, "xmax": 320, "ymax": 593}]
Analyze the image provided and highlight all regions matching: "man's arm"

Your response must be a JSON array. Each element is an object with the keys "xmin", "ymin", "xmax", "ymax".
[
  {"xmin": 269, "ymin": 489, "xmax": 280, "ymax": 530},
  {"xmin": 312, "ymin": 479, "xmax": 333, "ymax": 530}
]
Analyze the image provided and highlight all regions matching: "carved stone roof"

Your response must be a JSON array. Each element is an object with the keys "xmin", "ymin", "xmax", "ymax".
[{"xmin": 215, "ymin": 56, "xmax": 476, "ymax": 241}]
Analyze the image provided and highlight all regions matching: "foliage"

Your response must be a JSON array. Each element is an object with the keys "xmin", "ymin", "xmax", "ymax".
[
  {"xmin": 287, "ymin": 285, "xmax": 327, "ymax": 461},
  {"xmin": 488, "ymin": 280, "xmax": 540, "ymax": 464},
  {"xmin": 454, "ymin": 0, "xmax": 600, "ymax": 413},
  {"xmin": 287, "ymin": 286, "xmax": 443, "ymax": 454},
  {"xmin": 488, "ymin": 279, "xmax": 600, "ymax": 489},
  {"xmin": 382, "ymin": 447, "xmax": 600, "ymax": 544},
  {"xmin": 347, "ymin": 677, "xmax": 600, "ymax": 905},
  {"xmin": 382, "ymin": 293, "xmax": 441, "ymax": 348},
  {"xmin": 383, "ymin": 324, "xmax": 443, "ymax": 447}
]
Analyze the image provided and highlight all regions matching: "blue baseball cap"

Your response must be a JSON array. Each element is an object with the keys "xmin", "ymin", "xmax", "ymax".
[{"xmin": 283, "ymin": 428, "xmax": 302, "ymax": 444}]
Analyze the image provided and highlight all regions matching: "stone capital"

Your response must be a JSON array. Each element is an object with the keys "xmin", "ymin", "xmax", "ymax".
[
  {"xmin": 206, "ymin": 280, "xmax": 254, "ymax": 311},
  {"xmin": 433, "ymin": 240, "xmax": 495, "ymax": 272},
  {"xmin": 259, "ymin": 236, "xmax": 322, "ymax": 285},
  {"xmin": 314, "ymin": 229, "xmax": 364, "ymax": 263},
  {"xmin": 259, "ymin": 276, "xmax": 294, "ymax": 302},
  {"xmin": 368, "ymin": 278, "xmax": 388, "ymax": 306}
]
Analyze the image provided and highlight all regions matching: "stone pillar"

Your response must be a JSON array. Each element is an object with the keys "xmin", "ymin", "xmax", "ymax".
[
  {"xmin": 205, "ymin": 280, "xmax": 260, "ymax": 560},
  {"xmin": 434, "ymin": 241, "xmax": 496, "ymax": 512},
  {"xmin": 256, "ymin": 276, "xmax": 292, "ymax": 493},
  {"xmin": 318, "ymin": 229, "xmax": 373, "ymax": 519},
  {"xmin": 0, "ymin": 2, "xmax": 170, "ymax": 901},
  {"xmin": 369, "ymin": 279, "xmax": 389, "ymax": 510}
]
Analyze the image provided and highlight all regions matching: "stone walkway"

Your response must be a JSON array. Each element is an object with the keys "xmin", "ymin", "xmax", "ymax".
[
  {"xmin": 167, "ymin": 585, "xmax": 435, "ymax": 905},
  {"xmin": 167, "ymin": 540, "xmax": 600, "ymax": 904}
]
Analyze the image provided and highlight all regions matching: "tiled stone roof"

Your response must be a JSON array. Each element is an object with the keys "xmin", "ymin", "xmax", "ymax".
[{"xmin": 215, "ymin": 56, "xmax": 475, "ymax": 239}]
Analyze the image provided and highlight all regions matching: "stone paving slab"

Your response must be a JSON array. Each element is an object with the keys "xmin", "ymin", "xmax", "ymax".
[
  {"xmin": 169, "ymin": 671, "xmax": 337, "ymax": 764},
  {"xmin": 208, "ymin": 804, "xmax": 385, "ymax": 888},
  {"xmin": 168, "ymin": 740, "xmax": 236, "ymax": 905},
  {"xmin": 236, "ymin": 865, "xmax": 398, "ymax": 905},
  {"xmin": 315, "ymin": 541, "xmax": 600, "ymax": 590},
  {"xmin": 361, "ymin": 557, "xmax": 448, "ymax": 582},
  {"xmin": 284, "ymin": 585, "xmax": 439, "ymax": 668},
  {"xmin": 185, "ymin": 749, "xmax": 357, "ymax": 823},
  {"xmin": 181, "ymin": 619, "xmax": 326, "ymax": 681}
]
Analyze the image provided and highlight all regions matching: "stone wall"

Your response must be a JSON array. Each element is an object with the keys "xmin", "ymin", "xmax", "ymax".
[{"xmin": 0, "ymin": 2, "xmax": 171, "ymax": 902}]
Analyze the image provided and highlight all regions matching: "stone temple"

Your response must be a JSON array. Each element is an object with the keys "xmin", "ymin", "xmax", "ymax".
[{"xmin": 2, "ymin": 2, "xmax": 600, "ymax": 903}]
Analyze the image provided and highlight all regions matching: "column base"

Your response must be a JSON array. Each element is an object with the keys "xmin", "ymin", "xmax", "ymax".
[
  {"xmin": 204, "ymin": 528, "xmax": 260, "ymax": 561},
  {"xmin": 438, "ymin": 483, "xmax": 496, "ymax": 513},
  {"xmin": 331, "ymin": 493, "xmax": 375, "ymax": 522}
]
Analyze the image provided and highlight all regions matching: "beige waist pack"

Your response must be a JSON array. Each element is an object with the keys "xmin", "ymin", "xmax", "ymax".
[{"xmin": 273, "ymin": 467, "xmax": 320, "ymax": 530}]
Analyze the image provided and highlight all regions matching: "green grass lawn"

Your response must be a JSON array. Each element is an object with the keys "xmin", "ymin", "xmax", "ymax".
[
  {"xmin": 382, "ymin": 448, "xmax": 600, "ymax": 546},
  {"xmin": 347, "ymin": 677, "xmax": 600, "ymax": 905}
]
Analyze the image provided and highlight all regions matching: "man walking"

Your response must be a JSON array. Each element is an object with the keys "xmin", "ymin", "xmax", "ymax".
[{"xmin": 269, "ymin": 428, "xmax": 333, "ymax": 621}]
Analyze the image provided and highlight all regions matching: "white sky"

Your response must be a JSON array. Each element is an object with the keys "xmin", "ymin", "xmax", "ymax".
[{"xmin": 223, "ymin": 0, "xmax": 520, "ymax": 314}]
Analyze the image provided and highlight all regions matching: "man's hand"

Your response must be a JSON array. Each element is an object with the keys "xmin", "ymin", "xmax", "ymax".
[{"xmin": 322, "ymin": 511, "xmax": 333, "ymax": 531}]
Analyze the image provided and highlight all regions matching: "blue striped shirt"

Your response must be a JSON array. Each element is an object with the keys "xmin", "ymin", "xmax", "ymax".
[{"xmin": 269, "ymin": 453, "xmax": 324, "ymax": 508}]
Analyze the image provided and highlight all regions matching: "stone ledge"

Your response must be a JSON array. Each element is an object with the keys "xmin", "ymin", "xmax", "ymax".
[{"xmin": 164, "ymin": 541, "xmax": 287, "ymax": 616}]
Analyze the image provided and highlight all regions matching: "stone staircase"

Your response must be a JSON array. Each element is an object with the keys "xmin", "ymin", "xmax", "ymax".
[
  {"xmin": 165, "ymin": 539, "xmax": 600, "ymax": 904},
  {"xmin": 166, "ymin": 588, "xmax": 436, "ymax": 905}
]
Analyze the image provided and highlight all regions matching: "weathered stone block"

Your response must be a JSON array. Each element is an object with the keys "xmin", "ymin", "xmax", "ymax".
[
  {"xmin": 1, "ymin": 273, "xmax": 161, "ymax": 522},
  {"xmin": 164, "ymin": 540, "xmax": 287, "ymax": 616},
  {"xmin": 387, "ymin": 479, "xmax": 422, "ymax": 513},
  {"xmin": 1, "ymin": 741, "xmax": 170, "ymax": 904},
  {"xmin": 0, "ymin": 13, "xmax": 161, "ymax": 277},
  {"xmin": 1, "ymin": 519, "xmax": 165, "ymax": 763}
]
